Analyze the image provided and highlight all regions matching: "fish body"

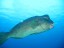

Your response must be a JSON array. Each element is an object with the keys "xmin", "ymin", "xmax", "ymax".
[{"xmin": 0, "ymin": 15, "xmax": 54, "ymax": 45}]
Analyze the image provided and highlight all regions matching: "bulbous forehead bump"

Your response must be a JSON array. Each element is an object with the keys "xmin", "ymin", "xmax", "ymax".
[{"xmin": 38, "ymin": 16, "xmax": 54, "ymax": 25}]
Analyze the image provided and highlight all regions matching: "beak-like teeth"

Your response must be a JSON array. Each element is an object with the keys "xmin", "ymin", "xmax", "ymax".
[{"xmin": 50, "ymin": 24, "xmax": 53, "ymax": 29}]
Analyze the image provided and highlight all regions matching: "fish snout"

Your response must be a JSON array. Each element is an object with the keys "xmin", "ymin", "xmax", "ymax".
[{"xmin": 50, "ymin": 24, "xmax": 54, "ymax": 29}]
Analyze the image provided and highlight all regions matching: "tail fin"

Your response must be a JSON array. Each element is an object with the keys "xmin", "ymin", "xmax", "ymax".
[{"xmin": 0, "ymin": 32, "xmax": 9, "ymax": 45}]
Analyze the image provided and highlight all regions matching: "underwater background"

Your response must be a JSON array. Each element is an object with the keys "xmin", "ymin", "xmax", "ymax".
[{"xmin": 0, "ymin": 0, "xmax": 64, "ymax": 48}]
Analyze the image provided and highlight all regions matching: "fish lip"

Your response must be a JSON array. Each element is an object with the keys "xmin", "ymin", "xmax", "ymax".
[{"xmin": 50, "ymin": 23, "xmax": 54, "ymax": 29}]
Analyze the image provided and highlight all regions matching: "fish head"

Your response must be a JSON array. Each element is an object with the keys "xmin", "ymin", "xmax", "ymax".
[{"xmin": 38, "ymin": 15, "xmax": 54, "ymax": 30}]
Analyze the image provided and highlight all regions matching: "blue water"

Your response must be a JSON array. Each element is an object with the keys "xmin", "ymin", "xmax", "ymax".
[{"xmin": 0, "ymin": 0, "xmax": 64, "ymax": 48}]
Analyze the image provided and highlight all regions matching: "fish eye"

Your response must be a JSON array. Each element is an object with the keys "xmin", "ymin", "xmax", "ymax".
[
  {"xmin": 43, "ymin": 17, "xmax": 49, "ymax": 19},
  {"xmin": 43, "ymin": 15, "xmax": 50, "ymax": 20}
]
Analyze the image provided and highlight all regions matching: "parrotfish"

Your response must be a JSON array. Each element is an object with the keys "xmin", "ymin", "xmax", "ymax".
[{"xmin": 0, "ymin": 15, "xmax": 54, "ymax": 45}]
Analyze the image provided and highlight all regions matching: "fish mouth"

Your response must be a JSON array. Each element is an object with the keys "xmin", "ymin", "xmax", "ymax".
[{"xmin": 50, "ymin": 24, "xmax": 54, "ymax": 29}]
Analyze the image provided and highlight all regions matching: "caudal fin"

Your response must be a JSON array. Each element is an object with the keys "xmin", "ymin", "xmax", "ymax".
[{"xmin": 0, "ymin": 32, "xmax": 9, "ymax": 45}]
